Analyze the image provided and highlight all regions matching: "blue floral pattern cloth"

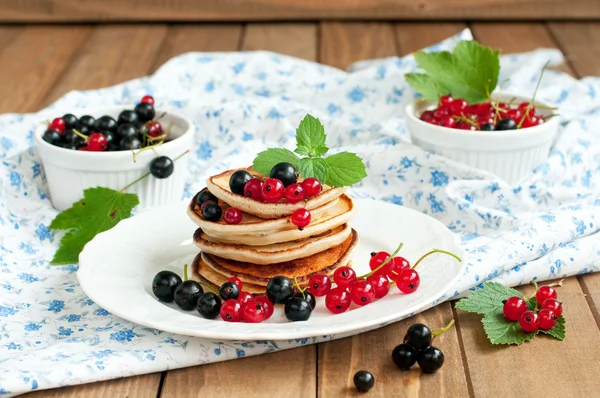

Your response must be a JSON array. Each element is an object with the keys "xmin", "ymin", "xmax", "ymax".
[{"xmin": 1, "ymin": 29, "xmax": 599, "ymax": 395}]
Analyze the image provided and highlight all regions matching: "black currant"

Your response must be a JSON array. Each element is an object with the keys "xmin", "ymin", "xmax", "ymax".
[
  {"xmin": 173, "ymin": 280, "xmax": 203, "ymax": 310},
  {"xmin": 229, "ymin": 170, "xmax": 252, "ymax": 195},
  {"xmin": 293, "ymin": 291, "xmax": 316, "ymax": 310},
  {"xmin": 152, "ymin": 270, "xmax": 182, "ymax": 302},
  {"xmin": 392, "ymin": 343, "xmax": 417, "ymax": 370},
  {"xmin": 94, "ymin": 115, "xmax": 118, "ymax": 133},
  {"xmin": 417, "ymin": 346, "xmax": 444, "ymax": 373},
  {"xmin": 266, "ymin": 276, "xmax": 294, "ymax": 304},
  {"xmin": 120, "ymin": 135, "xmax": 142, "ymax": 151},
  {"xmin": 149, "ymin": 156, "xmax": 174, "ymax": 179},
  {"xmin": 42, "ymin": 129, "xmax": 61, "ymax": 145},
  {"xmin": 117, "ymin": 109, "xmax": 139, "ymax": 126},
  {"xmin": 101, "ymin": 131, "xmax": 119, "ymax": 151},
  {"xmin": 269, "ymin": 162, "xmax": 298, "ymax": 187},
  {"xmin": 77, "ymin": 115, "xmax": 95, "ymax": 135},
  {"xmin": 496, "ymin": 118, "xmax": 517, "ymax": 130},
  {"xmin": 284, "ymin": 297, "xmax": 312, "ymax": 322},
  {"xmin": 219, "ymin": 281, "xmax": 240, "ymax": 300},
  {"xmin": 62, "ymin": 113, "xmax": 78, "ymax": 129},
  {"xmin": 202, "ymin": 202, "xmax": 222, "ymax": 222},
  {"xmin": 197, "ymin": 292, "xmax": 221, "ymax": 319},
  {"xmin": 135, "ymin": 102, "xmax": 155, "ymax": 123},
  {"xmin": 196, "ymin": 188, "xmax": 218, "ymax": 208},
  {"xmin": 404, "ymin": 324, "xmax": 432, "ymax": 350},
  {"xmin": 353, "ymin": 370, "xmax": 375, "ymax": 393},
  {"xmin": 480, "ymin": 123, "xmax": 495, "ymax": 131},
  {"xmin": 116, "ymin": 123, "xmax": 138, "ymax": 139}
]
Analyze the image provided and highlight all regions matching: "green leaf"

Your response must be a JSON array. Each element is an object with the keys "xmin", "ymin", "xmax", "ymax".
[
  {"xmin": 311, "ymin": 145, "xmax": 329, "ymax": 157},
  {"xmin": 481, "ymin": 310, "xmax": 537, "ymax": 345},
  {"xmin": 323, "ymin": 152, "xmax": 367, "ymax": 187},
  {"xmin": 405, "ymin": 73, "xmax": 449, "ymax": 102},
  {"xmin": 295, "ymin": 114, "xmax": 327, "ymax": 157},
  {"xmin": 298, "ymin": 157, "xmax": 329, "ymax": 182},
  {"xmin": 295, "ymin": 146, "xmax": 311, "ymax": 156},
  {"xmin": 455, "ymin": 282, "xmax": 525, "ymax": 316},
  {"xmin": 252, "ymin": 148, "xmax": 300, "ymax": 176},
  {"xmin": 539, "ymin": 316, "xmax": 566, "ymax": 341},
  {"xmin": 49, "ymin": 187, "xmax": 139, "ymax": 265}
]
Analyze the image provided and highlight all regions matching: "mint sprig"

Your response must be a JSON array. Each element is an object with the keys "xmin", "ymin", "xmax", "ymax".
[{"xmin": 251, "ymin": 114, "xmax": 367, "ymax": 187}]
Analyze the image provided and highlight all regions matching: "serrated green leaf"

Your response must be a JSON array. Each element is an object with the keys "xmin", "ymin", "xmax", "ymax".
[
  {"xmin": 312, "ymin": 145, "xmax": 329, "ymax": 157},
  {"xmin": 482, "ymin": 310, "xmax": 537, "ymax": 345},
  {"xmin": 295, "ymin": 114, "xmax": 327, "ymax": 157},
  {"xmin": 295, "ymin": 146, "xmax": 311, "ymax": 156},
  {"xmin": 252, "ymin": 148, "xmax": 300, "ymax": 176},
  {"xmin": 539, "ymin": 316, "xmax": 566, "ymax": 340},
  {"xmin": 49, "ymin": 187, "xmax": 139, "ymax": 265},
  {"xmin": 455, "ymin": 282, "xmax": 525, "ymax": 316},
  {"xmin": 526, "ymin": 296, "xmax": 538, "ymax": 311},
  {"xmin": 323, "ymin": 152, "xmax": 367, "ymax": 187},
  {"xmin": 298, "ymin": 157, "xmax": 329, "ymax": 182},
  {"xmin": 405, "ymin": 73, "xmax": 449, "ymax": 102}
]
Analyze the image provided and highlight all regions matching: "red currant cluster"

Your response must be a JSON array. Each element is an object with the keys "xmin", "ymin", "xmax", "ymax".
[
  {"xmin": 420, "ymin": 95, "xmax": 545, "ymax": 131},
  {"xmin": 503, "ymin": 284, "xmax": 562, "ymax": 333},
  {"xmin": 219, "ymin": 277, "xmax": 275, "ymax": 323}
]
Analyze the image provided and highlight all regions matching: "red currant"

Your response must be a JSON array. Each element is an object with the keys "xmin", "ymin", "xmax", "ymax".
[
  {"xmin": 224, "ymin": 207, "xmax": 243, "ymax": 224},
  {"xmin": 301, "ymin": 178, "xmax": 322, "ymax": 197},
  {"xmin": 521, "ymin": 115, "xmax": 540, "ymax": 128},
  {"xmin": 536, "ymin": 285, "xmax": 557, "ymax": 305},
  {"xmin": 291, "ymin": 208, "xmax": 311, "ymax": 229},
  {"xmin": 350, "ymin": 280, "xmax": 376, "ymax": 306},
  {"xmin": 333, "ymin": 266, "xmax": 356, "ymax": 290},
  {"xmin": 538, "ymin": 309, "xmax": 557, "ymax": 330},
  {"xmin": 433, "ymin": 107, "xmax": 449, "ymax": 119},
  {"xmin": 147, "ymin": 121, "xmax": 163, "ymax": 137},
  {"xmin": 325, "ymin": 287, "xmax": 351, "ymax": 314},
  {"xmin": 307, "ymin": 274, "xmax": 331, "ymax": 297},
  {"xmin": 396, "ymin": 269, "xmax": 420, "ymax": 294},
  {"xmin": 87, "ymin": 133, "xmax": 107, "ymax": 151},
  {"xmin": 226, "ymin": 276, "xmax": 243, "ymax": 291},
  {"xmin": 49, "ymin": 117, "xmax": 66, "ymax": 134},
  {"xmin": 439, "ymin": 95, "xmax": 453, "ymax": 106},
  {"xmin": 367, "ymin": 274, "xmax": 390, "ymax": 299},
  {"xmin": 518, "ymin": 102, "xmax": 535, "ymax": 118},
  {"xmin": 387, "ymin": 256, "xmax": 410, "ymax": 280},
  {"xmin": 284, "ymin": 183, "xmax": 304, "ymax": 203},
  {"xmin": 141, "ymin": 95, "xmax": 155, "ymax": 105},
  {"xmin": 457, "ymin": 122, "xmax": 476, "ymax": 131},
  {"xmin": 220, "ymin": 299, "xmax": 243, "ymax": 322},
  {"xmin": 506, "ymin": 109, "xmax": 522, "ymax": 122},
  {"xmin": 541, "ymin": 298, "xmax": 562, "ymax": 317},
  {"xmin": 243, "ymin": 300, "xmax": 266, "ymax": 323},
  {"xmin": 420, "ymin": 110, "xmax": 435, "ymax": 122},
  {"xmin": 237, "ymin": 291, "xmax": 253, "ymax": 308},
  {"xmin": 244, "ymin": 178, "xmax": 264, "ymax": 201},
  {"xmin": 502, "ymin": 296, "xmax": 527, "ymax": 321},
  {"xmin": 261, "ymin": 178, "xmax": 284, "ymax": 203},
  {"xmin": 254, "ymin": 295, "xmax": 274, "ymax": 319},
  {"xmin": 519, "ymin": 310, "xmax": 540, "ymax": 332},
  {"xmin": 449, "ymin": 99, "xmax": 468, "ymax": 113},
  {"xmin": 369, "ymin": 251, "xmax": 390, "ymax": 275},
  {"xmin": 438, "ymin": 116, "xmax": 456, "ymax": 128}
]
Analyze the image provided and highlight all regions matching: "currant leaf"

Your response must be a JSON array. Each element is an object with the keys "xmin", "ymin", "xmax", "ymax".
[
  {"xmin": 481, "ymin": 310, "xmax": 537, "ymax": 345},
  {"xmin": 455, "ymin": 282, "xmax": 525, "ymax": 315},
  {"xmin": 539, "ymin": 315, "xmax": 566, "ymax": 340}
]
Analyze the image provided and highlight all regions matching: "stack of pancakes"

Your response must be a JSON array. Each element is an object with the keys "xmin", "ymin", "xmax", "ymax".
[{"xmin": 187, "ymin": 168, "xmax": 359, "ymax": 294}]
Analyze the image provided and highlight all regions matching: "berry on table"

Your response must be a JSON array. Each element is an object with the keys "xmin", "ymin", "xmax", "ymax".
[
  {"xmin": 243, "ymin": 178, "xmax": 264, "ymax": 201},
  {"xmin": 301, "ymin": 177, "xmax": 322, "ymax": 197},
  {"xmin": 396, "ymin": 269, "xmax": 420, "ymax": 294},
  {"xmin": 366, "ymin": 274, "xmax": 390, "ymax": 299},
  {"xmin": 262, "ymin": 178, "xmax": 285, "ymax": 203},
  {"xmin": 255, "ymin": 295, "xmax": 274, "ymax": 319},
  {"xmin": 224, "ymin": 207, "xmax": 243, "ymax": 224},
  {"xmin": 94, "ymin": 115, "xmax": 118, "ymax": 133},
  {"xmin": 196, "ymin": 188, "xmax": 218, "ymax": 208},
  {"xmin": 197, "ymin": 292, "xmax": 221, "ymax": 319},
  {"xmin": 502, "ymin": 296, "xmax": 528, "ymax": 321},
  {"xmin": 307, "ymin": 274, "xmax": 331, "ymax": 297},
  {"xmin": 42, "ymin": 130, "xmax": 61, "ymax": 145},
  {"xmin": 202, "ymin": 202, "xmax": 223, "ymax": 222},
  {"xmin": 519, "ymin": 310, "xmax": 540, "ymax": 333},
  {"xmin": 417, "ymin": 346, "xmax": 445, "ymax": 373},
  {"xmin": 87, "ymin": 132, "xmax": 108, "ymax": 152},
  {"xmin": 141, "ymin": 95, "xmax": 155, "ymax": 105},
  {"xmin": 284, "ymin": 183, "xmax": 304, "ymax": 203},
  {"xmin": 392, "ymin": 343, "xmax": 417, "ymax": 370},
  {"xmin": 325, "ymin": 287, "xmax": 351, "ymax": 314},
  {"xmin": 266, "ymin": 276, "xmax": 294, "ymax": 304},
  {"xmin": 538, "ymin": 309, "xmax": 557, "ymax": 330},
  {"xmin": 229, "ymin": 170, "xmax": 253, "ymax": 195},
  {"xmin": 536, "ymin": 285, "xmax": 557, "ymax": 305},
  {"xmin": 350, "ymin": 280, "xmax": 376, "ymax": 306},
  {"xmin": 173, "ymin": 280, "xmax": 203, "ymax": 310},
  {"xmin": 291, "ymin": 208, "xmax": 311, "ymax": 229},
  {"xmin": 226, "ymin": 276, "xmax": 243, "ymax": 291},
  {"xmin": 269, "ymin": 162, "xmax": 298, "ymax": 187},
  {"xmin": 541, "ymin": 298, "xmax": 562, "ymax": 317},
  {"xmin": 353, "ymin": 370, "xmax": 375, "ymax": 393},
  {"xmin": 149, "ymin": 156, "xmax": 174, "ymax": 179},
  {"xmin": 220, "ymin": 299, "xmax": 243, "ymax": 322},
  {"xmin": 284, "ymin": 296, "xmax": 312, "ymax": 322},
  {"xmin": 219, "ymin": 281, "xmax": 240, "ymax": 301},
  {"xmin": 134, "ymin": 102, "xmax": 156, "ymax": 123},
  {"xmin": 404, "ymin": 323, "xmax": 432, "ymax": 350},
  {"xmin": 243, "ymin": 300, "xmax": 266, "ymax": 323},
  {"xmin": 333, "ymin": 266, "xmax": 356, "ymax": 290},
  {"xmin": 117, "ymin": 110, "xmax": 139, "ymax": 126},
  {"xmin": 152, "ymin": 270, "xmax": 182, "ymax": 302}
]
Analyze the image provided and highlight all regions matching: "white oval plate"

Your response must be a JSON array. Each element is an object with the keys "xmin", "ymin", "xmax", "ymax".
[{"xmin": 78, "ymin": 199, "xmax": 466, "ymax": 340}]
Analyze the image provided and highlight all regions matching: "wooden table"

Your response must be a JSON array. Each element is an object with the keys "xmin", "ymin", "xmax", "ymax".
[{"xmin": 9, "ymin": 20, "xmax": 600, "ymax": 397}]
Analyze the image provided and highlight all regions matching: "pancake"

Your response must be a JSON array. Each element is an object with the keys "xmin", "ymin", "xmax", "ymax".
[
  {"xmin": 206, "ymin": 167, "xmax": 347, "ymax": 219},
  {"xmin": 193, "ymin": 224, "xmax": 352, "ymax": 264},
  {"xmin": 191, "ymin": 253, "xmax": 266, "ymax": 295},
  {"xmin": 191, "ymin": 194, "xmax": 356, "ymax": 246},
  {"xmin": 201, "ymin": 229, "xmax": 359, "ymax": 286}
]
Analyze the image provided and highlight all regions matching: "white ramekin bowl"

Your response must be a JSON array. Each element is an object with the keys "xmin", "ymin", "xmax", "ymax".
[
  {"xmin": 405, "ymin": 93, "xmax": 559, "ymax": 184},
  {"xmin": 34, "ymin": 107, "xmax": 194, "ymax": 211}
]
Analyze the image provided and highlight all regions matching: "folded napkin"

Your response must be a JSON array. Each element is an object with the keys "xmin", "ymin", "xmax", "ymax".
[{"xmin": 1, "ymin": 29, "xmax": 598, "ymax": 396}]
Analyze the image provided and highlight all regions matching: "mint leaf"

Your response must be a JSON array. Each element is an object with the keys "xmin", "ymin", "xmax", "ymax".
[
  {"xmin": 295, "ymin": 115, "xmax": 327, "ymax": 157},
  {"xmin": 252, "ymin": 148, "xmax": 300, "ymax": 176},
  {"xmin": 539, "ymin": 316, "xmax": 566, "ymax": 340},
  {"xmin": 324, "ymin": 152, "xmax": 367, "ymax": 187},
  {"xmin": 455, "ymin": 282, "xmax": 525, "ymax": 315},
  {"xmin": 481, "ymin": 310, "xmax": 537, "ymax": 345},
  {"xmin": 49, "ymin": 187, "xmax": 139, "ymax": 265},
  {"xmin": 405, "ymin": 73, "xmax": 449, "ymax": 102},
  {"xmin": 298, "ymin": 157, "xmax": 329, "ymax": 182},
  {"xmin": 295, "ymin": 146, "xmax": 311, "ymax": 156},
  {"xmin": 312, "ymin": 145, "xmax": 329, "ymax": 157}
]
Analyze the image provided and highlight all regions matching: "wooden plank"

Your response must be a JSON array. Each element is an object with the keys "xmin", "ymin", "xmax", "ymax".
[
  {"xmin": 42, "ymin": 24, "xmax": 169, "ymax": 106},
  {"xmin": 395, "ymin": 22, "xmax": 467, "ymax": 54},
  {"xmin": 23, "ymin": 373, "xmax": 161, "ymax": 398},
  {"xmin": 548, "ymin": 22, "xmax": 600, "ymax": 77},
  {"xmin": 161, "ymin": 346, "xmax": 316, "ymax": 398},
  {"xmin": 0, "ymin": 25, "xmax": 91, "ymax": 113},
  {"xmin": 579, "ymin": 274, "xmax": 600, "ymax": 328},
  {"xmin": 1, "ymin": 0, "xmax": 600, "ymax": 21},
  {"xmin": 242, "ymin": 23, "xmax": 317, "ymax": 61},
  {"xmin": 153, "ymin": 24, "xmax": 243, "ymax": 70},
  {"xmin": 456, "ymin": 278, "xmax": 600, "ymax": 397},
  {"xmin": 320, "ymin": 22, "xmax": 397, "ymax": 70}
]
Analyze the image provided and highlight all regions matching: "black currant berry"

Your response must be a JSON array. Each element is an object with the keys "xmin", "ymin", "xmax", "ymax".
[
  {"xmin": 149, "ymin": 156, "xmax": 174, "ymax": 179},
  {"xmin": 197, "ymin": 292, "xmax": 221, "ymax": 319},
  {"xmin": 293, "ymin": 291, "xmax": 316, "ymax": 310},
  {"xmin": 284, "ymin": 296, "xmax": 312, "ymax": 322},
  {"xmin": 94, "ymin": 115, "xmax": 118, "ymax": 133},
  {"xmin": 496, "ymin": 118, "xmax": 517, "ymax": 130},
  {"xmin": 404, "ymin": 324, "xmax": 432, "ymax": 350},
  {"xmin": 120, "ymin": 135, "xmax": 142, "ymax": 151},
  {"xmin": 481, "ymin": 123, "xmax": 495, "ymax": 131},
  {"xmin": 62, "ymin": 113, "xmax": 78, "ymax": 129},
  {"xmin": 196, "ymin": 188, "xmax": 218, "ymax": 208},
  {"xmin": 118, "ymin": 109, "xmax": 139, "ymax": 126},
  {"xmin": 229, "ymin": 170, "xmax": 252, "ymax": 195},
  {"xmin": 42, "ymin": 130, "xmax": 61, "ymax": 145},
  {"xmin": 77, "ymin": 115, "xmax": 95, "ymax": 135},
  {"xmin": 353, "ymin": 370, "xmax": 375, "ymax": 393},
  {"xmin": 116, "ymin": 123, "xmax": 138, "ymax": 139},
  {"xmin": 417, "ymin": 346, "xmax": 444, "ymax": 373},
  {"xmin": 269, "ymin": 162, "xmax": 298, "ymax": 187},
  {"xmin": 266, "ymin": 276, "xmax": 294, "ymax": 304},
  {"xmin": 202, "ymin": 202, "xmax": 222, "ymax": 222},
  {"xmin": 219, "ymin": 281, "xmax": 240, "ymax": 300},
  {"xmin": 173, "ymin": 280, "xmax": 203, "ymax": 310},
  {"xmin": 392, "ymin": 343, "xmax": 417, "ymax": 370},
  {"xmin": 135, "ymin": 102, "xmax": 155, "ymax": 123},
  {"xmin": 152, "ymin": 270, "xmax": 182, "ymax": 302},
  {"xmin": 101, "ymin": 131, "xmax": 119, "ymax": 151}
]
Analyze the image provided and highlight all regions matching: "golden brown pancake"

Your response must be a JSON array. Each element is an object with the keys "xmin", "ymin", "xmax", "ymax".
[{"xmin": 191, "ymin": 253, "xmax": 266, "ymax": 295}]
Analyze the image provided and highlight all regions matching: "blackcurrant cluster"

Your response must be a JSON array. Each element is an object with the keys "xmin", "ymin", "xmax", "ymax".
[
  {"xmin": 392, "ymin": 324, "xmax": 445, "ymax": 374},
  {"xmin": 267, "ymin": 276, "xmax": 315, "ymax": 322}
]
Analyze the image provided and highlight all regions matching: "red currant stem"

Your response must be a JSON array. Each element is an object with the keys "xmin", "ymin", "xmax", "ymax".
[
  {"xmin": 148, "ymin": 134, "xmax": 167, "ymax": 142},
  {"xmin": 412, "ymin": 249, "xmax": 461, "ymax": 270},
  {"xmin": 358, "ymin": 242, "xmax": 404, "ymax": 279},
  {"xmin": 183, "ymin": 263, "xmax": 189, "ymax": 281},
  {"xmin": 293, "ymin": 277, "xmax": 306, "ymax": 298},
  {"xmin": 197, "ymin": 281, "xmax": 220, "ymax": 295},
  {"xmin": 120, "ymin": 149, "xmax": 189, "ymax": 192},
  {"xmin": 156, "ymin": 111, "xmax": 167, "ymax": 121},
  {"xmin": 547, "ymin": 279, "xmax": 564, "ymax": 288},
  {"xmin": 132, "ymin": 142, "xmax": 164, "ymax": 163},
  {"xmin": 518, "ymin": 60, "xmax": 549, "ymax": 128},
  {"xmin": 72, "ymin": 129, "xmax": 89, "ymax": 142},
  {"xmin": 531, "ymin": 279, "xmax": 539, "ymax": 291},
  {"xmin": 431, "ymin": 319, "xmax": 455, "ymax": 342}
]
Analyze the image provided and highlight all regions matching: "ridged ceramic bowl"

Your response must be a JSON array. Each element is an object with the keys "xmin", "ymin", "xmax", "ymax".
[
  {"xmin": 34, "ymin": 107, "xmax": 194, "ymax": 211},
  {"xmin": 405, "ymin": 93, "xmax": 559, "ymax": 184}
]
